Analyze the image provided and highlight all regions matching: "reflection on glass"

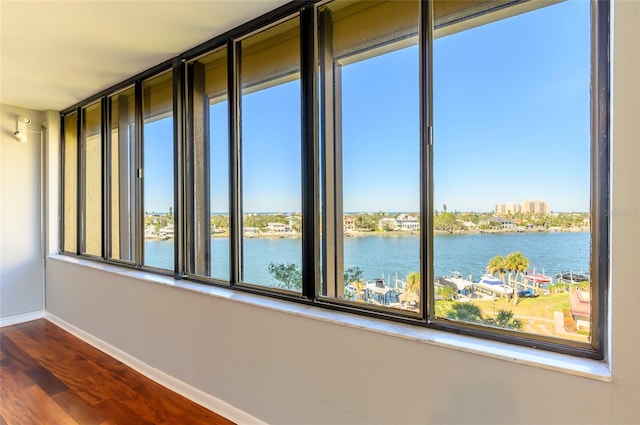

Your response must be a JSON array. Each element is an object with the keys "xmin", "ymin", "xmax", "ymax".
[
  {"xmin": 63, "ymin": 113, "xmax": 78, "ymax": 253},
  {"xmin": 83, "ymin": 102, "xmax": 102, "ymax": 256},
  {"xmin": 319, "ymin": 0, "xmax": 420, "ymax": 312},
  {"xmin": 189, "ymin": 48, "xmax": 229, "ymax": 280},
  {"xmin": 109, "ymin": 87, "xmax": 136, "ymax": 262},
  {"xmin": 143, "ymin": 71, "xmax": 174, "ymax": 270},
  {"xmin": 433, "ymin": 1, "xmax": 591, "ymax": 342},
  {"xmin": 240, "ymin": 17, "xmax": 302, "ymax": 291}
]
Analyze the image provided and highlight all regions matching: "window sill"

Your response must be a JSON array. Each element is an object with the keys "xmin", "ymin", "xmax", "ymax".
[{"xmin": 48, "ymin": 254, "xmax": 612, "ymax": 382}]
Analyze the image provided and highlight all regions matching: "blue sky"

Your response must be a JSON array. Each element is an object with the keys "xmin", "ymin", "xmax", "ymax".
[
  {"xmin": 144, "ymin": 118, "xmax": 173, "ymax": 214},
  {"xmin": 433, "ymin": 0, "xmax": 590, "ymax": 213},
  {"xmin": 143, "ymin": 0, "xmax": 590, "ymax": 214},
  {"xmin": 241, "ymin": 81, "xmax": 301, "ymax": 213}
]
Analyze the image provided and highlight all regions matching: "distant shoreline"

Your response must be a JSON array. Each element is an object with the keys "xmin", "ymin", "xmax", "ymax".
[{"xmin": 145, "ymin": 227, "xmax": 590, "ymax": 241}]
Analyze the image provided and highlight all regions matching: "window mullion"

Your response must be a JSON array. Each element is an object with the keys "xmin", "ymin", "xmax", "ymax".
[
  {"xmin": 59, "ymin": 115, "xmax": 65, "ymax": 254},
  {"xmin": 228, "ymin": 39, "xmax": 242, "ymax": 286},
  {"xmin": 101, "ymin": 97, "xmax": 109, "ymax": 260},
  {"xmin": 188, "ymin": 62, "xmax": 212, "ymax": 277},
  {"xmin": 591, "ymin": 0, "xmax": 610, "ymax": 355},
  {"xmin": 134, "ymin": 81, "xmax": 144, "ymax": 268},
  {"xmin": 421, "ymin": 0, "xmax": 433, "ymax": 322},
  {"xmin": 173, "ymin": 59, "xmax": 187, "ymax": 278},
  {"xmin": 78, "ymin": 107, "xmax": 86, "ymax": 255},
  {"xmin": 319, "ymin": 8, "xmax": 343, "ymax": 299},
  {"xmin": 301, "ymin": 5, "xmax": 319, "ymax": 299}
]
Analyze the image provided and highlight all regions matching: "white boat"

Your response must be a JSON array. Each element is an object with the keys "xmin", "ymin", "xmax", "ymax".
[
  {"xmin": 474, "ymin": 274, "xmax": 513, "ymax": 297},
  {"xmin": 479, "ymin": 274, "xmax": 501, "ymax": 285},
  {"xmin": 442, "ymin": 271, "xmax": 474, "ymax": 292}
]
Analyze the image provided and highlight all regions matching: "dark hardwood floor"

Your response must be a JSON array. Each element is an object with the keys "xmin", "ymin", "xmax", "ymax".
[{"xmin": 0, "ymin": 319, "xmax": 235, "ymax": 425}]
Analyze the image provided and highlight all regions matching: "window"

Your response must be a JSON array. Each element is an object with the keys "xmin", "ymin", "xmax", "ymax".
[
  {"xmin": 431, "ymin": 0, "xmax": 598, "ymax": 348},
  {"xmin": 187, "ymin": 47, "xmax": 230, "ymax": 281},
  {"xmin": 108, "ymin": 87, "xmax": 137, "ymax": 263},
  {"xmin": 239, "ymin": 16, "xmax": 302, "ymax": 292},
  {"xmin": 81, "ymin": 101, "xmax": 103, "ymax": 257},
  {"xmin": 143, "ymin": 71, "xmax": 175, "ymax": 270},
  {"xmin": 317, "ymin": 0, "xmax": 421, "ymax": 312},
  {"xmin": 62, "ymin": 113, "xmax": 78, "ymax": 254},
  {"xmin": 60, "ymin": 0, "xmax": 608, "ymax": 358}
]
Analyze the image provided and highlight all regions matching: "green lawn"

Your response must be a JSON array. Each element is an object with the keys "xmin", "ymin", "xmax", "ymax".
[{"xmin": 436, "ymin": 293, "xmax": 589, "ymax": 342}]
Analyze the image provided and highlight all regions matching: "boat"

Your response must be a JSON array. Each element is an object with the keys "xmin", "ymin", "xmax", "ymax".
[
  {"xmin": 556, "ymin": 271, "xmax": 589, "ymax": 284},
  {"xmin": 478, "ymin": 274, "xmax": 502, "ymax": 285},
  {"xmin": 473, "ymin": 274, "xmax": 513, "ymax": 297},
  {"xmin": 523, "ymin": 270, "xmax": 552, "ymax": 285},
  {"xmin": 363, "ymin": 277, "xmax": 401, "ymax": 305},
  {"xmin": 438, "ymin": 271, "xmax": 473, "ymax": 292}
]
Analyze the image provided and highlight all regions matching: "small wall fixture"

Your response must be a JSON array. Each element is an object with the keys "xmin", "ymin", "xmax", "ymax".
[{"xmin": 14, "ymin": 116, "xmax": 31, "ymax": 143}]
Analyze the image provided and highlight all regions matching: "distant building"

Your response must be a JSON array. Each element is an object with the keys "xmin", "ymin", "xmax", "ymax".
[
  {"xmin": 378, "ymin": 214, "xmax": 420, "ymax": 231},
  {"xmin": 159, "ymin": 223, "xmax": 175, "ymax": 238},
  {"xmin": 144, "ymin": 226, "xmax": 156, "ymax": 238},
  {"xmin": 266, "ymin": 222, "xmax": 289, "ymax": 233},
  {"xmin": 460, "ymin": 221, "xmax": 478, "ymax": 229},
  {"xmin": 570, "ymin": 290, "xmax": 591, "ymax": 331},
  {"xmin": 482, "ymin": 217, "xmax": 516, "ymax": 231},
  {"xmin": 243, "ymin": 226, "xmax": 259, "ymax": 236},
  {"xmin": 343, "ymin": 216, "xmax": 355, "ymax": 232},
  {"xmin": 495, "ymin": 202, "xmax": 522, "ymax": 216},
  {"xmin": 378, "ymin": 217, "xmax": 396, "ymax": 230},
  {"xmin": 522, "ymin": 200, "xmax": 549, "ymax": 214},
  {"xmin": 395, "ymin": 214, "xmax": 420, "ymax": 231}
]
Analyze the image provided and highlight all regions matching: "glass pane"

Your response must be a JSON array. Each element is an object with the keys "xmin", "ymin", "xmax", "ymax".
[
  {"xmin": 210, "ymin": 98, "xmax": 229, "ymax": 281},
  {"xmin": 319, "ymin": 0, "xmax": 420, "ymax": 312},
  {"xmin": 83, "ymin": 102, "xmax": 102, "ymax": 256},
  {"xmin": 109, "ymin": 87, "xmax": 136, "ymax": 262},
  {"xmin": 63, "ymin": 113, "xmax": 78, "ymax": 253},
  {"xmin": 433, "ymin": 1, "xmax": 591, "ymax": 342},
  {"xmin": 143, "ymin": 71, "xmax": 174, "ymax": 270},
  {"xmin": 240, "ymin": 17, "xmax": 302, "ymax": 291},
  {"xmin": 189, "ymin": 48, "xmax": 229, "ymax": 280}
]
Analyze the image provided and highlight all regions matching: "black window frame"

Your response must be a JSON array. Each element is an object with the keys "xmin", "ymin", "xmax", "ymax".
[
  {"xmin": 58, "ymin": 0, "xmax": 610, "ymax": 360},
  {"xmin": 105, "ymin": 84, "xmax": 138, "ymax": 266}
]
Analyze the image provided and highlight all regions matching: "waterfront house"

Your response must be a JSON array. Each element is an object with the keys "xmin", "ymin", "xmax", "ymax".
[
  {"xmin": 378, "ymin": 217, "xmax": 396, "ymax": 230},
  {"xmin": 159, "ymin": 223, "xmax": 175, "ymax": 238},
  {"xmin": 343, "ymin": 216, "xmax": 355, "ymax": 231},
  {"xmin": 482, "ymin": 217, "xmax": 517, "ymax": 231},
  {"xmin": 395, "ymin": 214, "xmax": 420, "ymax": 231},
  {"xmin": 378, "ymin": 214, "xmax": 420, "ymax": 231},
  {"xmin": 243, "ymin": 226, "xmax": 259, "ymax": 236},
  {"xmin": 266, "ymin": 222, "xmax": 288, "ymax": 233},
  {"xmin": 570, "ymin": 290, "xmax": 592, "ymax": 331}
]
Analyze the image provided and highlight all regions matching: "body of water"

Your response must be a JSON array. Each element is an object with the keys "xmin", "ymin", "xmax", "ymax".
[{"xmin": 145, "ymin": 231, "xmax": 590, "ymax": 285}]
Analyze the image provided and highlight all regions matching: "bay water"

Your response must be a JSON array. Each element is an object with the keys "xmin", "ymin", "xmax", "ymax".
[{"xmin": 145, "ymin": 231, "xmax": 589, "ymax": 285}]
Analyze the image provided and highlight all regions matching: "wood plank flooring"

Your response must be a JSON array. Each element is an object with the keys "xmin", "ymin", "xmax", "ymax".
[{"xmin": 0, "ymin": 319, "xmax": 234, "ymax": 425}]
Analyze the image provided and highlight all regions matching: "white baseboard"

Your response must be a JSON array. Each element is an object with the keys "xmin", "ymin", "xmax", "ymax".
[
  {"xmin": 45, "ymin": 312, "xmax": 267, "ymax": 425},
  {"xmin": 0, "ymin": 310, "xmax": 45, "ymax": 327}
]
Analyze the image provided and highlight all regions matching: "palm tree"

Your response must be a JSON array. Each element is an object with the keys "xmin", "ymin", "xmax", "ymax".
[
  {"xmin": 486, "ymin": 309, "xmax": 523, "ymax": 330},
  {"xmin": 505, "ymin": 252, "xmax": 530, "ymax": 305},
  {"xmin": 486, "ymin": 255, "xmax": 506, "ymax": 283},
  {"xmin": 446, "ymin": 303, "xmax": 483, "ymax": 324},
  {"xmin": 406, "ymin": 271, "xmax": 420, "ymax": 294},
  {"xmin": 436, "ymin": 285, "xmax": 456, "ymax": 301}
]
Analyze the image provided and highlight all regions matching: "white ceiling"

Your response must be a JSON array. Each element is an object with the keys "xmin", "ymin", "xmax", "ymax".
[{"xmin": 0, "ymin": 0, "xmax": 289, "ymax": 112}]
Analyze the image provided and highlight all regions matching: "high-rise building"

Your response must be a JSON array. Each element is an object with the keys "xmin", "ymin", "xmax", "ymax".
[
  {"xmin": 522, "ymin": 200, "xmax": 549, "ymax": 214},
  {"xmin": 495, "ymin": 202, "xmax": 522, "ymax": 216}
]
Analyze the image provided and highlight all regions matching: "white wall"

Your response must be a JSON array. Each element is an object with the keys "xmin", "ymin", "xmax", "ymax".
[
  {"xmin": 0, "ymin": 104, "xmax": 45, "ymax": 320},
  {"xmin": 44, "ymin": 1, "xmax": 640, "ymax": 424}
]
